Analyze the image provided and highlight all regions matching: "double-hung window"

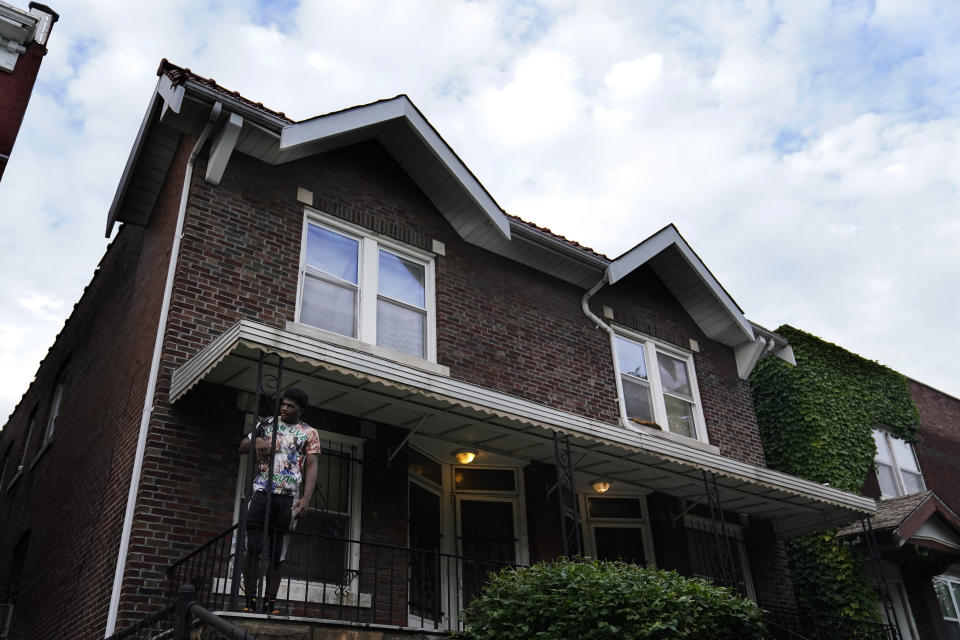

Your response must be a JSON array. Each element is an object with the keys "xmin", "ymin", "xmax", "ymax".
[
  {"xmin": 43, "ymin": 373, "xmax": 65, "ymax": 444},
  {"xmin": 613, "ymin": 332, "xmax": 707, "ymax": 442},
  {"xmin": 298, "ymin": 213, "xmax": 435, "ymax": 361},
  {"xmin": 872, "ymin": 429, "xmax": 925, "ymax": 498}
]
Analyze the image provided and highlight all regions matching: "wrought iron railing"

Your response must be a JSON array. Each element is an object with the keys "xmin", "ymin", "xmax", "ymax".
[{"xmin": 165, "ymin": 524, "xmax": 517, "ymax": 632}]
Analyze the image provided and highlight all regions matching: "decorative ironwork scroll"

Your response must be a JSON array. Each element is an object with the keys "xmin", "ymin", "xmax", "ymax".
[{"xmin": 552, "ymin": 432, "xmax": 582, "ymax": 556}]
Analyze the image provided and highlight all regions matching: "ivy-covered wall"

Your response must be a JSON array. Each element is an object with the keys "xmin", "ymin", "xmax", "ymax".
[{"xmin": 749, "ymin": 325, "xmax": 920, "ymax": 622}]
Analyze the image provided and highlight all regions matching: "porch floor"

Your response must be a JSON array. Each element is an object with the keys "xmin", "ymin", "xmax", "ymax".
[{"xmin": 207, "ymin": 613, "xmax": 448, "ymax": 640}]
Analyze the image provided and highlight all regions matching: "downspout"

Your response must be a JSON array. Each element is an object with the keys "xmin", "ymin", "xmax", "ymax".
[
  {"xmin": 581, "ymin": 273, "xmax": 630, "ymax": 428},
  {"xmin": 105, "ymin": 102, "xmax": 222, "ymax": 636}
]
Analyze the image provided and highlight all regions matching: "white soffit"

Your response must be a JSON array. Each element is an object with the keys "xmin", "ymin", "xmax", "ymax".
[
  {"xmin": 104, "ymin": 77, "xmax": 179, "ymax": 236},
  {"xmin": 170, "ymin": 319, "xmax": 874, "ymax": 537},
  {"xmin": 278, "ymin": 96, "xmax": 511, "ymax": 249},
  {"xmin": 907, "ymin": 515, "xmax": 960, "ymax": 551},
  {"xmin": 607, "ymin": 225, "xmax": 754, "ymax": 347}
]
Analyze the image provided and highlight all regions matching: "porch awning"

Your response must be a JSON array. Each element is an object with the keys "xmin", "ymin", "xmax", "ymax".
[{"xmin": 170, "ymin": 319, "xmax": 876, "ymax": 538}]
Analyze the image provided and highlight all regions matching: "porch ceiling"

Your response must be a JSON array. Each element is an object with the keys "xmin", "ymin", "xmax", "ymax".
[{"xmin": 170, "ymin": 319, "xmax": 876, "ymax": 538}]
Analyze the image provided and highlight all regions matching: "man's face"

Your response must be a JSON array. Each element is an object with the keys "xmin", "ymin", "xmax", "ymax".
[{"xmin": 279, "ymin": 399, "xmax": 301, "ymax": 423}]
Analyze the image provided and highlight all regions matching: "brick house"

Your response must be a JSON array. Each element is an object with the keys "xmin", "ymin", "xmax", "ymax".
[
  {"xmin": 0, "ymin": 1, "xmax": 57, "ymax": 182},
  {"xmin": 752, "ymin": 328, "xmax": 960, "ymax": 640},
  {"xmin": 0, "ymin": 60, "xmax": 875, "ymax": 640}
]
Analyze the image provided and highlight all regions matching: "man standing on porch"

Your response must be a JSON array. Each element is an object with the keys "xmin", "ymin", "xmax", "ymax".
[{"xmin": 238, "ymin": 387, "xmax": 320, "ymax": 613}]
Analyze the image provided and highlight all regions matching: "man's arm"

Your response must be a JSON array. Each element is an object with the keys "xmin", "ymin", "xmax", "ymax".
[
  {"xmin": 239, "ymin": 434, "xmax": 270, "ymax": 460},
  {"xmin": 293, "ymin": 453, "xmax": 319, "ymax": 518}
]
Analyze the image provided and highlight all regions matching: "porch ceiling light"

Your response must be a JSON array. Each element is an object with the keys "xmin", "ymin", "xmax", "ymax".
[
  {"xmin": 592, "ymin": 479, "xmax": 612, "ymax": 494},
  {"xmin": 454, "ymin": 448, "xmax": 478, "ymax": 465}
]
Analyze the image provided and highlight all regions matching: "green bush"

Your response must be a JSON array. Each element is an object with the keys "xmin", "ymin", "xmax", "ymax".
[{"xmin": 460, "ymin": 558, "xmax": 765, "ymax": 640}]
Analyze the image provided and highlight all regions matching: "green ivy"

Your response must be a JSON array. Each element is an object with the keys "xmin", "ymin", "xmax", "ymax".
[
  {"xmin": 749, "ymin": 325, "xmax": 919, "ymax": 625},
  {"xmin": 460, "ymin": 558, "xmax": 765, "ymax": 639}
]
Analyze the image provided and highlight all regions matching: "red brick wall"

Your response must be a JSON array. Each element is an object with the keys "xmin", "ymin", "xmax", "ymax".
[
  {"xmin": 743, "ymin": 518, "xmax": 798, "ymax": 623},
  {"xmin": 0, "ymin": 134, "xmax": 193, "ymax": 639},
  {"xmin": 160, "ymin": 142, "xmax": 764, "ymax": 461},
  {"xmin": 0, "ymin": 41, "xmax": 46, "ymax": 180},
  {"xmin": 909, "ymin": 380, "xmax": 960, "ymax": 512}
]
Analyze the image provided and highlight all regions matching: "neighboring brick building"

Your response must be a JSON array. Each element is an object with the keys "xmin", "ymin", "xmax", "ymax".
[
  {"xmin": 753, "ymin": 328, "xmax": 960, "ymax": 640},
  {"xmin": 908, "ymin": 381, "xmax": 960, "ymax": 639},
  {"xmin": 0, "ymin": 1, "xmax": 57, "ymax": 182},
  {"xmin": 0, "ymin": 60, "xmax": 875, "ymax": 640}
]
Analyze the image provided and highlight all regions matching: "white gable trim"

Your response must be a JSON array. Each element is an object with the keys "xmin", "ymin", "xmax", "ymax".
[
  {"xmin": 279, "ymin": 96, "xmax": 510, "ymax": 241},
  {"xmin": 606, "ymin": 225, "xmax": 754, "ymax": 347}
]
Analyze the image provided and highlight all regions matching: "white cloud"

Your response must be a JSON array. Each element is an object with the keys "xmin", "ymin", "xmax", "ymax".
[
  {"xmin": 605, "ymin": 54, "xmax": 663, "ymax": 100},
  {"xmin": 1, "ymin": 0, "xmax": 959, "ymax": 423},
  {"xmin": 472, "ymin": 49, "xmax": 582, "ymax": 145}
]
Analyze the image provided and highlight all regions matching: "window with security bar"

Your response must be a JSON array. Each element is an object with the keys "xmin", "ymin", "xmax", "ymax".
[
  {"xmin": 683, "ymin": 515, "xmax": 755, "ymax": 600},
  {"xmin": 284, "ymin": 436, "xmax": 362, "ymax": 585}
]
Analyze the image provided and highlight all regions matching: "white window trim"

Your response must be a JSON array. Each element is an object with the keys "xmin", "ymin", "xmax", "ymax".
[
  {"xmin": 610, "ymin": 326, "xmax": 709, "ymax": 443},
  {"xmin": 872, "ymin": 429, "xmax": 926, "ymax": 499},
  {"xmin": 579, "ymin": 493, "xmax": 656, "ymax": 568},
  {"xmin": 296, "ymin": 208, "xmax": 437, "ymax": 363}
]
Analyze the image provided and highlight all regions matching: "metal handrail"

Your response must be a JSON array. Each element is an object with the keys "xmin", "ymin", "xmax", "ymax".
[
  {"xmin": 103, "ymin": 603, "xmax": 174, "ymax": 640},
  {"xmin": 164, "ymin": 524, "xmax": 520, "ymax": 632}
]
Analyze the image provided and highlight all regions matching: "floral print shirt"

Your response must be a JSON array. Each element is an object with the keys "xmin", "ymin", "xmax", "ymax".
[{"xmin": 252, "ymin": 418, "xmax": 321, "ymax": 497}]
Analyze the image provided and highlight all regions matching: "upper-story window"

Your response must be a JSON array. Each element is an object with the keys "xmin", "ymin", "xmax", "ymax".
[
  {"xmin": 872, "ymin": 429, "xmax": 925, "ymax": 498},
  {"xmin": 43, "ymin": 369, "xmax": 66, "ymax": 444},
  {"xmin": 14, "ymin": 409, "xmax": 37, "ymax": 477},
  {"xmin": 297, "ymin": 212, "xmax": 436, "ymax": 361},
  {"xmin": 613, "ymin": 332, "xmax": 708, "ymax": 442}
]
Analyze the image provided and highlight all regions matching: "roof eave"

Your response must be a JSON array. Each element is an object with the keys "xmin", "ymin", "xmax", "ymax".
[
  {"xmin": 278, "ymin": 95, "xmax": 511, "ymax": 246},
  {"xmin": 104, "ymin": 78, "xmax": 166, "ymax": 237}
]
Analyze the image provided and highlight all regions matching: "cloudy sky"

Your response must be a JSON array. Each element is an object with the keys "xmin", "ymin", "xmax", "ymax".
[{"xmin": 1, "ymin": 0, "xmax": 958, "ymax": 422}]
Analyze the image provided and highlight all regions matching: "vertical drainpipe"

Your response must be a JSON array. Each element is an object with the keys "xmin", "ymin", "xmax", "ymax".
[
  {"xmin": 104, "ymin": 102, "xmax": 222, "ymax": 637},
  {"xmin": 581, "ymin": 272, "xmax": 630, "ymax": 428}
]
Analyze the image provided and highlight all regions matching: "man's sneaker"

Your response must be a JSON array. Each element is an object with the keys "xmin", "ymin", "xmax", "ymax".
[
  {"xmin": 242, "ymin": 596, "xmax": 257, "ymax": 612},
  {"xmin": 263, "ymin": 599, "xmax": 280, "ymax": 615}
]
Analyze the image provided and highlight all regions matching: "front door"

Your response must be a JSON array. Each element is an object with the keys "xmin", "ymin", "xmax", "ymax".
[
  {"xmin": 457, "ymin": 498, "xmax": 517, "ymax": 607},
  {"xmin": 408, "ymin": 481, "xmax": 443, "ymax": 623}
]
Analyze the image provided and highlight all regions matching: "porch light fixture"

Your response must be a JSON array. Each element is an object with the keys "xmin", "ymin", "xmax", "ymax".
[
  {"xmin": 454, "ymin": 448, "xmax": 478, "ymax": 465},
  {"xmin": 591, "ymin": 479, "xmax": 612, "ymax": 494}
]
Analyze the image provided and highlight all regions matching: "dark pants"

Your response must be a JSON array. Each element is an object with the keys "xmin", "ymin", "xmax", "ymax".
[{"xmin": 246, "ymin": 491, "xmax": 293, "ymax": 564}]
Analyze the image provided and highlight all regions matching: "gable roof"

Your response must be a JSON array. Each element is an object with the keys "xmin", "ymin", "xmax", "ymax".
[
  {"xmin": 838, "ymin": 491, "xmax": 960, "ymax": 554},
  {"xmin": 608, "ymin": 224, "xmax": 754, "ymax": 346},
  {"xmin": 105, "ymin": 59, "xmax": 771, "ymax": 356}
]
